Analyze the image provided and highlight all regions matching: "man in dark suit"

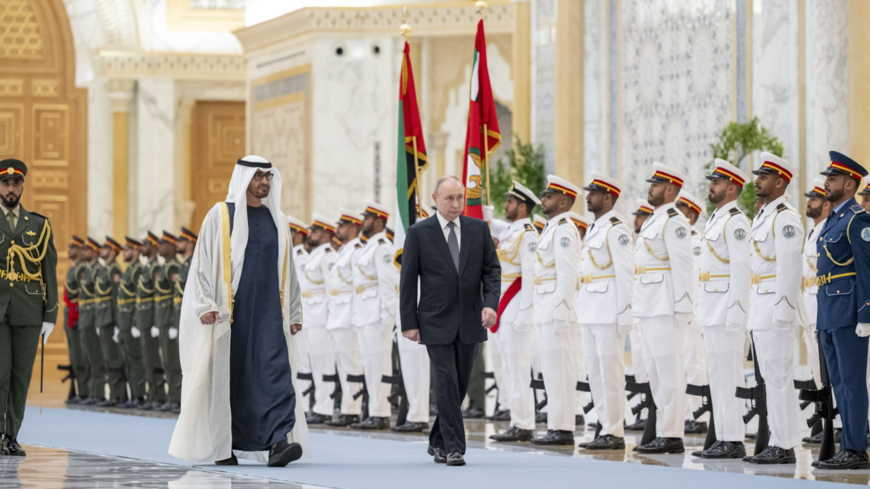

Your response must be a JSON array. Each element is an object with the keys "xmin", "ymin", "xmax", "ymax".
[{"xmin": 400, "ymin": 175, "xmax": 500, "ymax": 466}]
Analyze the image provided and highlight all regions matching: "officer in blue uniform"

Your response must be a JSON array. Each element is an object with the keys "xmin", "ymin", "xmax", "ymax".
[{"xmin": 814, "ymin": 151, "xmax": 870, "ymax": 470}]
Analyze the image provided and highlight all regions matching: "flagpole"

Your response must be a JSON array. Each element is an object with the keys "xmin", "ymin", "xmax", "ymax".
[
  {"xmin": 476, "ymin": 1, "xmax": 490, "ymax": 206},
  {"xmin": 413, "ymin": 136, "xmax": 423, "ymax": 214}
]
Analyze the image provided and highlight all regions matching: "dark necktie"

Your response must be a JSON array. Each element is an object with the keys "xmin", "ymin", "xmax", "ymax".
[{"xmin": 447, "ymin": 221, "xmax": 459, "ymax": 271}]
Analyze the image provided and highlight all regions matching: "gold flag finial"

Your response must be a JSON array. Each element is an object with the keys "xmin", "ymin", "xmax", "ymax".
[
  {"xmin": 400, "ymin": 6, "xmax": 412, "ymax": 41},
  {"xmin": 475, "ymin": 1, "xmax": 488, "ymax": 19}
]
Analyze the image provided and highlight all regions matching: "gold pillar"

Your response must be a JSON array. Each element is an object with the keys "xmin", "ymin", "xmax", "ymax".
[
  {"xmin": 849, "ymin": 0, "xmax": 870, "ymax": 163},
  {"xmin": 109, "ymin": 80, "xmax": 134, "ymax": 239},
  {"xmin": 512, "ymin": 1, "xmax": 532, "ymax": 146},
  {"xmin": 555, "ymin": 0, "xmax": 584, "ymax": 208}
]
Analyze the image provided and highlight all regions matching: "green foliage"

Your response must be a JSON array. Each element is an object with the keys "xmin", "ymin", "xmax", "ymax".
[
  {"xmin": 705, "ymin": 117, "xmax": 783, "ymax": 220},
  {"xmin": 487, "ymin": 136, "xmax": 546, "ymax": 218}
]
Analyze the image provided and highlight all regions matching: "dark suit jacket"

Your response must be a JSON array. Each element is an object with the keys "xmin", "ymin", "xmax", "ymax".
[{"xmin": 399, "ymin": 214, "xmax": 501, "ymax": 345}]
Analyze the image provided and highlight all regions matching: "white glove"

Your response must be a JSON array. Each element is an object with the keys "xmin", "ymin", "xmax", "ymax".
[
  {"xmin": 151, "ymin": 326, "xmax": 160, "ymax": 338},
  {"xmin": 113, "ymin": 326, "xmax": 120, "ymax": 343},
  {"xmin": 131, "ymin": 326, "xmax": 141, "ymax": 338},
  {"xmin": 774, "ymin": 319, "xmax": 792, "ymax": 331},
  {"xmin": 40, "ymin": 322, "xmax": 54, "ymax": 345},
  {"xmin": 94, "ymin": 326, "xmax": 101, "ymax": 336},
  {"xmin": 482, "ymin": 205, "xmax": 494, "ymax": 222},
  {"xmin": 675, "ymin": 312, "xmax": 693, "ymax": 329},
  {"xmin": 857, "ymin": 323, "xmax": 870, "ymax": 337},
  {"xmin": 169, "ymin": 327, "xmax": 178, "ymax": 340}
]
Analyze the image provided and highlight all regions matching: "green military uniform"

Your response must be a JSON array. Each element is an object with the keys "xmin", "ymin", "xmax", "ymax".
[
  {"xmin": 0, "ymin": 161, "xmax": 59, "ymax": 444},
  {"xmin": 155, "ymin": 254, "xmax": 181, "ymax": 408},
  {"xmin": 77, "ymin": 243, "xmax": 108, "ymax": 403},
  {"xmin": 63, "ymin": 253, "xmax": 89, "ymax": 400},
  {"xmin": 93, "ymin": 255, "xmax": 126, "ymax": 403},
  {"xmin": 115, "ymin": 241, "xmax": 146, "ymax": 402},
  {"xmin": 136, "ymin": 251, "xmax": 166, "ymax": 406}
]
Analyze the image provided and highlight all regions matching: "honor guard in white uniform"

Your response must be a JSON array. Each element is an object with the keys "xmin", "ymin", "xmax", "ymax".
[
  {"xmin": 675, "ymin": 190, "xmax": 711, "ymax": 433},
  {"xmin": 531, "ymin": 214, "xmax": 547, "ymax": 408},
  {"xmin": 633, "ymin": 163, "xmax": 695, "ymax": 454},
  {"xmin": 324, "ymin": 210, "xmax": 366, "ymax": 427},
  {"xmin": 567, "ymin": 212, "xmax": 591, "ymax": 422},
  {"xmin": 692, "ymin": 160, "xmax": 751, "ymax": 459},
  {"xmin": 486, "ymin": 181, "xmax": 541, "ymax": 442},
  {"xmin": 350, "ymin": 201, "xmax": 398, "ymax": 430},
  {"xmin": 530, "ymin": 176, "xmax": 583, "ymax": 446},
  {"xmin": 300, "ymin": 215, "xmax": 339, "ymax": 424},
  {"xmin": 576, "ymin": 172, "xmax": 634, "ymax": 450},
  {"xmin": 746, "ymin": 153, "xmax": 805, "ymax": 464},
  {"xmin": 626, "ymin": 200, "xmax": 654, "ymax": 431},
  {"xmin": 287, "ymin": 216, "xmax": 313, "ymax": 409}
]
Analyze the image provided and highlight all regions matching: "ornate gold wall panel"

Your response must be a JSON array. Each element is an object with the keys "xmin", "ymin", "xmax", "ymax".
[
  {"xmin": 0, "ymin": 0, "xmax": 88, "ymax": 385},
  {"xmin": 190, "ymin": 101, "xmax": 246, "ymax": 231}
]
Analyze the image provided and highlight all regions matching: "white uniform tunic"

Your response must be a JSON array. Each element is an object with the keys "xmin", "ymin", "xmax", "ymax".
[
  {"xmin": 748, "ymin": 195, "xmax": 805, "ymax": 450},
  {"xmin": 697, "ymin": 201, "xmax": 751, "ymax": 441},
  {"xmin": 327, "ymin": 237, "xmax": 365, "ymax": 416},
  {"xmin": 632, "ymin": 202, "xmax": 694, "ymax": 438},
  {"xmin": 351, "ymin": 231, "xmax": 398, "ymax": 418},
  {"xmin": 534, "ymin": 212, "xmax": 581, "ymax": 432},
  {"xmin": 299, "ymin": 242, "xmax": 338, "ymax": 416},
  {"xmin": 684, "ymin": 230, "xmax": 710, "ymax": 424},
  {"xmin": 577, "ymin": 211, "xmax": 634, "ymax": 437}
]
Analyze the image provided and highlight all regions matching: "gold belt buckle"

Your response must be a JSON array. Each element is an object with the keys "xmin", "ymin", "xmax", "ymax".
[{"xmin": 7, "ymin": 271, "xmax": 18, "ymax": 282}]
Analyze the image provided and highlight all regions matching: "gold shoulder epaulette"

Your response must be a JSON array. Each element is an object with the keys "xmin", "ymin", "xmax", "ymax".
[
  {"xmin": 524, "ymin": 223, "xmax": 535, "ymax": 232},
  {"xmin": 729, "ymin": 208, "xmax": 742, "ymax": 216},
  {"xmin": 776, "ymin": 203, "xmax": 787, "ymax": 212},
  {"xmin": 666, "ymin": 208, "xmax": 678, "ymax": 217},
  {"xmin": 609, "ymin": 216, "xmax": 622, "ymax": 226}
]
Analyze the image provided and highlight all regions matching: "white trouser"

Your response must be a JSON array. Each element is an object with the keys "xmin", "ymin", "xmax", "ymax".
[
  {"xmin": 356, "ymin": 321, "xmax": 394, "ymax": 418},
  {"xmin": 296, "ymin": 328, "xmax": 313, "ymax": 410},
  {"xmin": 397, "ymin": 333, "xmax": 430, "ymax": 423},
  {"xmin": 702, "ymin": 326, "xmax": 746, "ymax": 441},
  {"xmin": 536, "ymin": 321, "xmax": 578, "ymax": 431},
  {"xmin": 802, "ymin": 322, "xmax": 822, "ymax": 389},
  {"xmin": 752, "ymin": 328, "xmax": 800, "ymax": 450},
  {"xmin": 487, "ymin": 329, "xmax": 510, "ymax": 412},
  {"xmin": 630, "ymin": 327, "xmax": 648, "ymax": 383},
  {"xmin": 684, "ymin": 327, "xmax": 710, "ymax": 423},
  {"xmin": 639, "ymin": 315, "xmax": 687, "ymax": 438},
  {"xmin": 329, "ymin": 327, "xmax": 364, "ymax": 416},
  {"xmin": 573, "ymin": 325, "xmax": 588, "ymax": 416},
  {"xmin": 530, "ymin": 331, "xmax": 545, "ymax": 409},
  {"xmin": 580, "ymin": 323, "xmax": 626, "ymax": 436},
  {"xmin": 304, "ymin": 326, "xmax": 337, "ymax": 416},
  {"xmin": 497, "ymin": 321, "xmax": 536, "ymax": 430}
]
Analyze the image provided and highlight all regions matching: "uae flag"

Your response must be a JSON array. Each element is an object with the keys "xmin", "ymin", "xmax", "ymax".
[
  {"xmin": 394, "ymin": 40, "xmax": 427, "ymax": 265},
  {"xmin": 462, "ymin": 19, "xmax": 501, "ymax": 219}
]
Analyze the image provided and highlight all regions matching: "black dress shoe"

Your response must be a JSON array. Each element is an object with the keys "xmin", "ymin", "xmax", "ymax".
[
  {"xmin": 583, "ymin": 435, "xmax": 625, "ymax": 450},
  {"xmin": 96, "ymin": 398, "xmax": 117, "ymax": 407},
  {"xmin": 65, "ymin": 396, "xmax": 83, "ymax": 405},
  {"xmin": 490, "ymin": 426, "xmax": 534, "ymax": 442},
  {"xmin": 267, "ymin": 440, "xmax": 303, "ymax": 467},
  {"xmin": 306, "ymin": 413, "xmax": 331, "ymax": 425},
  {"xmin": 749, "ymin": 445, "xmax": 796, "ymax": 464},
  {"xmin": 170, "ymin": 402, "xmax": 181, "ymax": 414},
  {"xmin": 530, "ymin": 430, "xmax": 574, "ymax": 446},
  {"xmin": 535, "ymin": 412, "xmax": 547, "ymax": 424},
  {"xmin": 428, "ymin": 445, "xmax": 447, "ymax": 463},
  {"xmin": 350, "ymin": 416, "xmax": 390, "ymax": 430},
  {"xmin": 636, "ymin": 437, "xmax": 684, "ymax": 454},
  {"xmin": 6, "ymin": 438, "xmax": 25, "ymax": 456},
  {"xmin": 215, "ymin": 453, "xmax": 238, "ymax": 465},
  {"xmin": 486, "ymin": 409, "xmax": 511, "ymax": 421},
  {"xmin": 745, "ymin": 432, "xmax": 757, "ymax": 440},
  {"xmin": 461, "ymin": 406, "xmax": 485, "ymax": 419},
  {"xmin": 697, "ymin": 441, "xmax": 745, "ymax": 459},
  {"xmin": 80, "ymin": 397, "xmax": 98, "ymax": 406},
  {"xmin": 446, "ymin": 451, "xmax": 465, "ymax": 466},
  {"xmin": 392, "ymin": 421, "xmax": 428, "ymax": 433},
  {"xmin": 325, "ymin": 414, "xmax": 360, "ymax": 427},
  {"xmin": 803, "ymin": 431, "xmax": 823, "ymax": 445},
  {"xmin": 625, "ymin": 418, "xmax": 646, "ymax": 432},
  {"xmin": 684, "ymin": 420, "xmax": 707, "ymax": 434},
  {"xmin": 0, "ymin": 434, "xmax": 9, "ymax": 455},
  {"xmin": 575, "ymin": 414, "xmax": 585, "ymax": 427},
  {"xmin": 117, "ymin": 397, "xmax": 145, "ymax": 409},
  {"xmin": 155, "ymin": 402, "xmax": 173, "ymax": 412},
  {"xmin": 818, "ymin": 449, "xmax": 870, "ymax": 470}
]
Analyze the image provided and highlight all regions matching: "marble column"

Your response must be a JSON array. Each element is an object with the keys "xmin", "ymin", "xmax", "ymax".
[
  {"xmin": 554, "ymin": 0, "xmax": 584, "ymax": 201},
  {"xmin": 109, "ymin": 80, "xmax": 134, "ymax": 239},
  {"xmin": 88, "ymin": 78, "xmax": 113, "ymax": 238},
  {"xmin": 584, "ymin": 0, "xmax": 608, "ymax": 184},
  {"xmin": 531, "ymin": 0, "xmax": 556, "ymax": 174},
  {"xmin": 135, "ymin": 77, "xmax": 176, "ymax": 237},
  {"xmin": 848, "ymin": 0, "xmax": 870, "ymax": 164}
]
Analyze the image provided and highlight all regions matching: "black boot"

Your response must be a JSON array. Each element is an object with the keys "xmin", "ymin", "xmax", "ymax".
[
  {"xmin": 5, "ymin": 437, "xmax": 25, "ymax": 456},
  {"xmin": 490, "ymin": 426, "xmax": 534, "ymax": 442},
  {"xmin": 267, "ymin": 440, "xmax": 303, "ymax": 467},
  {"xmin": 530, "ymin": 430, "xmax": 574, "ymax": 446}
]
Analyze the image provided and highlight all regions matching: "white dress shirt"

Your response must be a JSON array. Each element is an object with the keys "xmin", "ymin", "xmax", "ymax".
[{"xmin": 436, "ymin": 211, "xmax": 461, "ymax": 252}]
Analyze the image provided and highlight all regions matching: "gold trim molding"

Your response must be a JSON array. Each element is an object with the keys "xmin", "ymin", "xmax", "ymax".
[
  {"xmin": 233, "ymin": 1, "xmax": 516, "ymax": 54},
  {"xmin": 94, "ymin": 52, "xmax": 246, "ymax": 80},
  {"xmin": 167, "ymin": 0, "xmax": 245, "ymax": 33}
]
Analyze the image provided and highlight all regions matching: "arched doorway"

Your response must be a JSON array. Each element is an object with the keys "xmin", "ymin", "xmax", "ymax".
[{"xmin": 0, "ymin": 0, "xmax": 88, "ymax": 401}]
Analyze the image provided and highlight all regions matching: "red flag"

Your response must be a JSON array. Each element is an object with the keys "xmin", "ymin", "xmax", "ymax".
[{"xmin": 462, "ymin": 19, "xmax": 501, "ymax": 219}]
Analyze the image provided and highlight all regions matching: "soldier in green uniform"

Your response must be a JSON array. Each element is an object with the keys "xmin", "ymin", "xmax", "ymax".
[
  {"xmin": 0, "ymin": 158, "xmax": 59, "ymax": 456},
  {"xmin": 77, "ymin": 238, "xmax": 108, "ymax": 405},
  {"xmin": 170, "ymin": 227, "xmax": 196, "ymax": 413},
  {"xmin": 136, "ymin": 231, "xmax": 165, "ymax": 410},
  {"xmin": 115, "ymin": 237, "xmax": 147, "ymax": 409},
  {"xmin": 93, "ymin": 237, "xmax": 127, "ymax": 406},
  {"xmin": 154, "ymin": 231, "xmax": 181, "ymax": 412},
  {"xmin": 63, "ymin": 236, "xmax": 89, "ymax": 404}
]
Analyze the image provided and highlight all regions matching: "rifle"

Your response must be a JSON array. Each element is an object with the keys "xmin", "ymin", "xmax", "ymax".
[
  {"xmin": 625, "ymin": 378, "xmax": 656, "ymax": 449},
  {"xmin": 297, "ymin": 372, "xmax": 316, "ymax": 412},
  {"xmin": 799, "ymin": 332, "xmax": 837, "ymax": 466},
  {"xmin": 735, "ymin": 332, "xmax": 769, "ymax": 460},
  {"xmin": 383, "ymin": 368, "xmax": 409, "ymax": 427},
  {"xmin": 793, "ymin": 379, "xmax": 823, "ymax": 438},
  {"xmin": 530, "ymin": 377, "xmax": 548, "ymax": 411},
  {"xmin": 322, "ymin": 372, "xmax": 343, "ymax": 412},
  {"xmin": 57, "ymin": 364, "xmax": 77, "ymax": 401},
  {"xmin": 576, "ymin": 380, "xmax": 600, "ymax": 438},
  {"xmin": 347, "ymin": 373, "xmax": 369, "ymax": 420},
  {"xmin": 686, "ymin": 383, "xmax": 716, "ymax": 451}
]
